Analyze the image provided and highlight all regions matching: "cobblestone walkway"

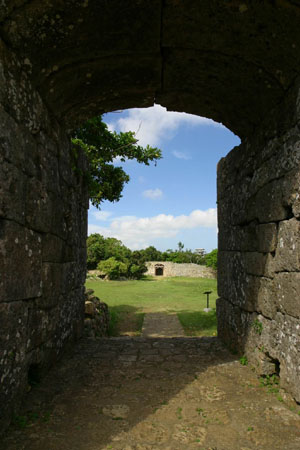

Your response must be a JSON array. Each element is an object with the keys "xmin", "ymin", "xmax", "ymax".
[
  {"xmin": 142, "ymin": 312, "xmax": 185, "ymax": 338},
  {"xmin": 2, "ymin": 337, "xmax": 300, "ymax": 450}
]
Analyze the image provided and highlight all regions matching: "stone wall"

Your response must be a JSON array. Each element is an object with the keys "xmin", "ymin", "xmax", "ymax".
[
  {"xmin": 1, "ymin": 0, "xmax": 300, "ymax": 432},
  {"xmin": 217, "ymin": 80, "xmax": 300, "ymax": 402},
  {"xmin": 0, "ymin": 41, "xmax": 88, "ymax": 432},
  {"xmin": 84, "ymin": 289, "xmax": 110, "ymax": 338},
  {"xmin": 146, "ymin": 261, "xmax": 216, "ymax": 279}
]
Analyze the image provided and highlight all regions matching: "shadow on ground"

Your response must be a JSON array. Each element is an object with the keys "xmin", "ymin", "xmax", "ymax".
[{"xmin": 2, "ymin": 336, "xmax": 300, "ymax": 449}]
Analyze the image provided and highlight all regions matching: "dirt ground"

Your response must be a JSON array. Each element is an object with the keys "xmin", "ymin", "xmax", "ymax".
[
  {"xmin": 142, "ymin": 312, "xmax": 185, "ymax": 338},
  {"xmin": 3, "ymin": 331, "xmax": 300, "ymax": 450}
]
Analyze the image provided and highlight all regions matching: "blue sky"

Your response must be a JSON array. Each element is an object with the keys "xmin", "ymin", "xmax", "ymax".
[{"xmin": 88, "ymin": 105, "xmax": 240, "ymax": 252}]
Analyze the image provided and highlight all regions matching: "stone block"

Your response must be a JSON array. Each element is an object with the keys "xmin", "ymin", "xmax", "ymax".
[
  {"xmin": 85, "ymin": 301, "xmax": 96, "ymax": 316},
  {"xmin": 218, "ymin": 251, "xmax": 277, "ymax": 317},
  {"xmin": 254, "ymin": 277, "xmax": 277, "ymax": 320},
  {"xmin": 0, "ymin": 160, "xmax": 26, "ymax": 224},
  {"xmin": 39, "ymin": 262, "xmax": 80, "ymax": 309},
  {"xmin": 273, "ymin": 272, "xmax": 300, "ymax": 319},
  {"xmin": 42, "ymin": 233, "xmax": 74, "ymax": 263},
  {"xmin": 0, "ymin": 106, "xmax": 40, "ymax": 178},
  {"xmin": 256, "ymin": 223, "xmax": 278, "ymax": 253},
  {"xmin": 26, "ymin": 304, "xmax": 60, "ymax": 351},
  {"xmin": 247, "ymin": 179, "xmax": 290, "ymax": 223},
  {"xmin": 268, "ymin": 313, "xmax": 300, "ymax": 403},
  {"xmin": 0, "ymin": 220, "xmax": 42, "ymax": 302},
  {"xmin": 25, "ymin": 178, "xmax": 53, "ymax": 233},
  {"xmin": 39, "ymin": 147, "xmax": 60, "ymax": 194},
  {"xmin": 0, "ymin": 301, "xmax": 29, "ymax": 429},
  {"xmin": 242, "ymin": 252, "xmax": 274, "ymax": 278},
  {"xmin": 219, "ymin": 222, "xmax": 278, "ymax": 253},
  {"xmin": 42, "ymin": 233, "xmax": 64, "ymax": 263},
  {"xmin": 272, "ymin": 218, "xmax": 300, "ymax": 272}
]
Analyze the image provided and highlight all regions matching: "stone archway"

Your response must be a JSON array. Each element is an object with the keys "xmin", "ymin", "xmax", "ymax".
[{"xmin": 1, "ymin": 0, "xmax": 300, "ymax": 432}]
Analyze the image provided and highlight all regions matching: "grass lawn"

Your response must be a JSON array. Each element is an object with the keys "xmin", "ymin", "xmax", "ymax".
[{"xmin": 86, "ymin": 276, "xmax": 218, "ymax": 337}]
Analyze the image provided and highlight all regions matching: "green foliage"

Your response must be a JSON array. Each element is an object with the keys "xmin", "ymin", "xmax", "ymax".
[
  {"xmin": 87, "ymin": 233, "xmax": 147, "ymax": 279},
  {"xmin": 259, "ymin": 374, "xmax": 279, "ymax": 393},
  {"xmin": 252, "ymin": 319, "xmax": 263, "ymax": 335},
  {"xmin": 12, "ymin": 411, "xmax": 50, "ymax": 429},
  {"xmin": 87, "ymin": 234, "xmax": 215, "ymax": 278},
  {"xmin": 204, "ymin": 249, "xmax": 218, "ymax": 270},
  {"xmin": 86, "ymin": 233, "xmax": 107, "ymax": 269},
  {"xmin": 97, "ymin": 257, "xmax": 128, "ymax": 280},
  {"xmin": 129, "ymin": 263, "xmax": 147, "ymax": 279},
  {"xmin": 177, "ymin": 241, "xmax": 184, "ymax": 252},
  {"xmin": 71, "ymin": 115, "xmax": 162, "ymax": 208},
  {"xmin": 239, "ymin": 355, "xmax": 248, "ymax": 366}
]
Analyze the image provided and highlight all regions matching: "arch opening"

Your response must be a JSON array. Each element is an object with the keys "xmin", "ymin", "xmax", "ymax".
[
  {"xmin": 1, "ymin": 0, "xmax": 300, "ymax": 434},
  {"xmin": 155, "ymin": 265, "xmax": 164, "ymax": 276}
]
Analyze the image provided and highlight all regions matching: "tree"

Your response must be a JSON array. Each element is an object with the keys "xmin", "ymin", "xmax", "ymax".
[
  {"xmin": 71, "ymin": 116, "xmax": 162, "ymax": 208},
  {"xmin": 86, "ymin": 234, "xmax": 106, "ymax": 269},
  {"xmin": 87, "ymin": 233, "xmax": 148, "ymax": 279},
  {"xmin": 97, "ymin": 257, "xmax": 128, "ymax": 280},
  {"xmin": 205, "ymin": 249, "xmax": 218, "ymax": 270},
  {"xmin": 129, "ymin": 263, "xmax": 147, "ymax": 279},
  {"xmin": 177, "ymin": 241, "xmax": 184, "ymax": 252}
]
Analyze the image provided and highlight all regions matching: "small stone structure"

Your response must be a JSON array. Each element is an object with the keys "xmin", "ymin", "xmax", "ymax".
[
  {"xmin": 146, "ymin": 261, "xmax": 216, "ymax": 278},
  {"xmin": 84, "ymin": 289, "xmax": 110, "ymax": 338}
]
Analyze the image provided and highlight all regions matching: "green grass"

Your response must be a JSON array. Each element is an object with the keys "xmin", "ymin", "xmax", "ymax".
[{"xmin": 86, "ymin": 276, "xmax": 218, "ymax": 337}]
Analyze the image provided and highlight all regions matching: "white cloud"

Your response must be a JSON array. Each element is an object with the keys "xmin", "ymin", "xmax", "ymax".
[
  {"xmin": 142, "ymin": 188, "xmax": 163, "ymax": 200},
  {"xmin": 138, "ymin": 176, "xmax": 146, "ymax": 183},
  {"xmin": 92, "ymin": 210, "xmax": 112, "ymax": 221},
  {"xmin": 106, "ymin": 122, "xmax": 115, "ymax": 133},
  {"xmin": 106, "ymin": 104, "xmax": 223, "ymax": 147},
  {"xmin": 88, "ymin": 208, "xmax": 217, "ymax": 249},
  {"xmin": 172, "ymin": 151, "xmax": 191, "ymax": 160}
]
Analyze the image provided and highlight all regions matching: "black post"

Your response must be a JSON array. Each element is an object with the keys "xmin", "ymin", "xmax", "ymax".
[{"xmin": 203, "ymin": 290, "xmax": 212, "ymax": 311}]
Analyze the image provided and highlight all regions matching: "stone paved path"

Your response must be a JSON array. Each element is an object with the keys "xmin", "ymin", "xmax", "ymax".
[
  {"xmin": 142, "ymin": 312, "xmax": 185, "ymax": 338},
  {"xmin": 2, "ymin": 337, "xmax": 300, "ymax": 450}
]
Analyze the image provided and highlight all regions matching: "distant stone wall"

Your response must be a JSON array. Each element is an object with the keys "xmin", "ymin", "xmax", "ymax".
[
  {"xmin": 146, "ymin": 261, "xmax": 216, "ymax": 278},
  {"xmin": 0, "ymin": 41, "xmax": 88, "ymax": 432}
]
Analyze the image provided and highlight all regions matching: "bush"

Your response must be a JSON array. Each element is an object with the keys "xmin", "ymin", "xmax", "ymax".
[
  {"xmin": 205, "ymin": 249, "xmax": 218, "ymax": 270},
  {"xmin": 129, "ymin": 263, "xmax": 147, "ymax": 279},
  {"xmin": 97, "ymin": 257, "xmax": 128, "ymax": 280}
]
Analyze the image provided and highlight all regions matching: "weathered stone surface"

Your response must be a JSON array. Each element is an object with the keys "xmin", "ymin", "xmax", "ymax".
[
  {"xmin": 85, "ymin": 301, "xmax": 96, "ymax": 316},
  {"xmin": 218, "ymin": 79, "xmax": 300, "ymax": 405},
  {"xmin": 146, "ymin": 261, "xmax": 216, "ymax": 278},
  {"xmin": 0, "ymin": 301, "xmax": 29, "ymax": 431},
  {"xmin": 0, "ymin": 220, "xmax": 42, "ymax": 302},
  {"xmin": 0, "ymin": 160, "xmax": 26, "ymax": 224},
  {"xmin": 272, "ymin": 219, "xmax": 300, "ymax": 272},
  {"xmin": 0, "ymin": 33, "xmax": 88, "ymax": 433},
  {"xmin": 1, "ymin": 0, "xmax": 300, "ymax": 435},
  {"xmin": 84, "ymin": 290, "xmax": 110, "ymax": 338},
  {"xmin": 273, "ymin": 272, "xmax": 300, "ymax": 319}
]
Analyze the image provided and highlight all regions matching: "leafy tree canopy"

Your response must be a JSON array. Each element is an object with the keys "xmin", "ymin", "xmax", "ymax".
[
  {"xmin": 71, "ymin": 115, "xmax": 162, "ymax": 208},
  {"xmin": 204, "ymin": 249, "xmax": 218, "ymax": 270},
  {"xmin": 87, "ymin": 234, "xmax": 213, "ymax": 280},
  {"xmin": 97, "ymin": 257, "xmax": 128, "ymax": 280}
]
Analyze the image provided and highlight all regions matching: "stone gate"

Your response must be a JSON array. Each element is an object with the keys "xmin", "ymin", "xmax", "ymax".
[{"xmin": 1, "ymin": 0, "xmax": 300, "ymax": 432}]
